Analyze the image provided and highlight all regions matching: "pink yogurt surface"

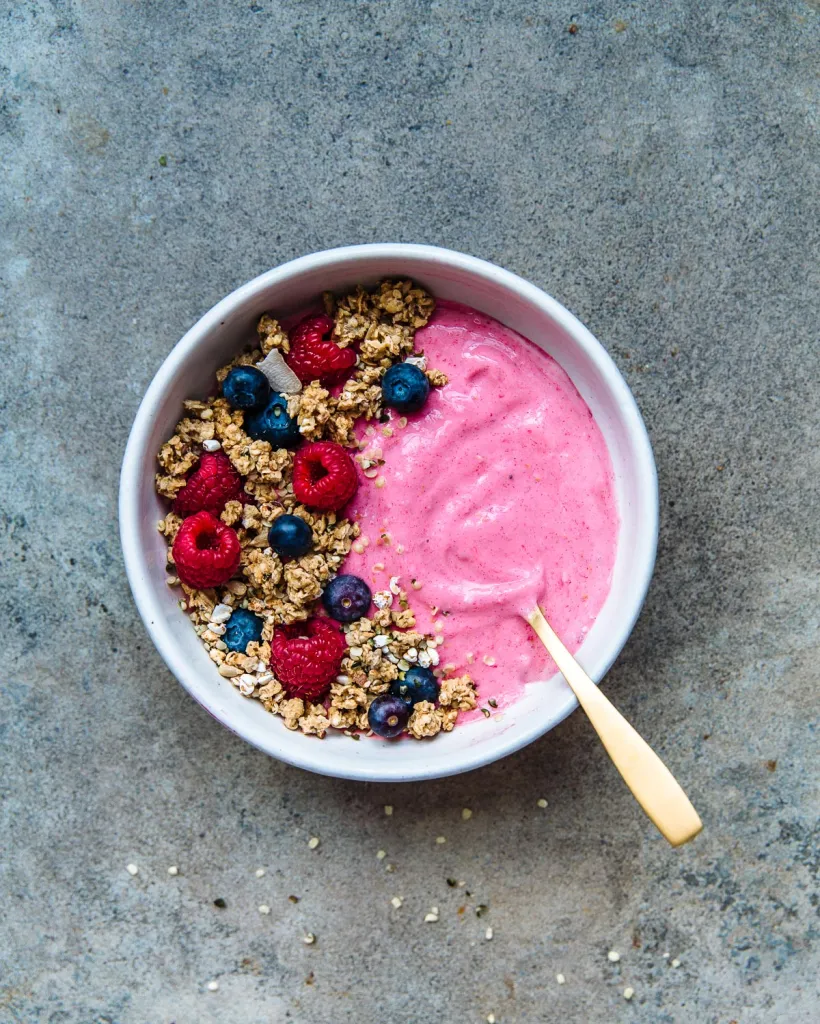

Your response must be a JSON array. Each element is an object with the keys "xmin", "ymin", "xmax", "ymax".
[{"xmin": 344, "ymin": 301, "xmax": 619, "ymax": 710}]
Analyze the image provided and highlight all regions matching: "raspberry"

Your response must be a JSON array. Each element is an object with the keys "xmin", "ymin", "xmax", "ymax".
[
  {"xmin": 286, "ymin": 314, "xmax": 357, "ymax": 385},
  {"xmin": 172, "ymin": 511, "xmax": 241, "ymax": 589},
  {"xmin": 270, "ymin": 618, "xmax": 348, "ymax": 701},
  {"xmin": 173, "ymin": 451, "xmax": 243, "ymax": 517},
  {"xmin": 292, "ymin": 441, "xmax": 358, "ymax": 512}
]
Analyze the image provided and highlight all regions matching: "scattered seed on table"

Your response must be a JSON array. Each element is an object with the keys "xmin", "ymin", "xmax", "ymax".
[
  {"xmin": 206, "ymin": 981, "xmax": 219, "ymax": 992},
  {"xmin": 167, "ymin": 866, "xmax": 179, "ymax": 876},
  {"xmin": 556, "ymin": 973, "xmax": 566, "ymax": 985},
  {"xmin": 608, "ymin": 950, "xmax": 621, "ymax": 962},
  {"xmin": 537, "ymin": 798, "xmax": 548, "ymax": 809},
  {"xmin": 435, "ymin": 836, "xmax": 446, "ymax": 845},
  {"xmin": 485, "ymin": 926, "xmax": 494, "ymax": 940},
  {"xmin": 377, "ymin": 849, "xmax": 387, "ymax": 860},
  {"xmin": 671, "ymin": 958, "xmax": 681, "ymax": 968},
  {"xmin": 255, "ymin": 868, "xmax": 265, "ymax": 878},
  {"xmin": 462, "ymin": 808, "xmax": 473, "ymax": 820},
  {"xmin": 308, "ymin": 837, "xmax": 320, "ymax": 850},
  {"xmin": 288, "ymin": 895, "xmax": 300, "ymax": 904},
  {"xmin": 391, "ymin": 896, "xmax": 403, "ymax": 909},
  {"xmin": 487, "ymin": 1016, "xmax": 496, "ymax": 1024},
  {"xmin": 623, "ymin": 987, "xmax": 634, "ymax": 1000},
  {"xmin": 303, "ymin": 933, "xmax": 316, "ymax": 945},
  {"xmin": 384, "ymin": 805, "xmax": 394, "ymax": 816},
  {"xmin": 126, "ymin": 864, "xmax": 138, "ymax": 876},
  {"xmin": 213, "ymin": 898, "xmax": 227, "ymax": 908},
  {"xmin": 258, "ymin": 904, "xmax": 271, "ymax": 915},
  {"xmin": 424, "ymin": 907, "xmax": 440, "ymax": 923}
]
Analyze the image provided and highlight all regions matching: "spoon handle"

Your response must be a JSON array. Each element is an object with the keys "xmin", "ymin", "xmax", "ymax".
[{"xmin": 528, "ymin": 606, "xmax": 702, "ymax": 847}]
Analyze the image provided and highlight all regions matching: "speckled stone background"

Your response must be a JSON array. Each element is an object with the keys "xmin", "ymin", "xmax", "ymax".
[{"xmin": 2, "ymin": 2, "xmax": 818, "ymax": 1022}]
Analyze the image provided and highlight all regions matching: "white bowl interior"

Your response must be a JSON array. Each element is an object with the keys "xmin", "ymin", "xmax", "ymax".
[{"xmin": 120, "ymin": 245, "xmax": 657, "ymax": 781}]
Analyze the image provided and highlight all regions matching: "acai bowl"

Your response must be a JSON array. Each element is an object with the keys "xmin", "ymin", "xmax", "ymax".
[{"xmin": 119, "ymin": 244, "xmax": 658, "ymax": 781}]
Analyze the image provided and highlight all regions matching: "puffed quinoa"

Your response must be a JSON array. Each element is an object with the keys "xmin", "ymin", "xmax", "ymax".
[{"xmin": 155, "ymin": 280, "xmax": 474, "ymax": 739}]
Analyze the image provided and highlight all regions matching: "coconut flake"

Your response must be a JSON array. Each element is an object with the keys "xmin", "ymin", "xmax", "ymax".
[{"xmin": 256, "ymin": 349, "xmax": 302, "ymax": 394}]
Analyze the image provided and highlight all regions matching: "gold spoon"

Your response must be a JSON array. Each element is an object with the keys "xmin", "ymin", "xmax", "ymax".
[{"xmin": 527, "ymin": 606, "xmax": 703, "ymax": 847}]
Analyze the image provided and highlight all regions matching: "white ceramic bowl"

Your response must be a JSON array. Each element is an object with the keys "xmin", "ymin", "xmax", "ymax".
[{"xmin": 120, "ymin": 244, "xmax": 658, "ymax": 781}]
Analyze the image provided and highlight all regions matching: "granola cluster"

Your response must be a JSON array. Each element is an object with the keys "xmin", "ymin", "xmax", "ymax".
[{"xmin": 155, "ymin": 280, "xmax": 477, "ymax": 739}]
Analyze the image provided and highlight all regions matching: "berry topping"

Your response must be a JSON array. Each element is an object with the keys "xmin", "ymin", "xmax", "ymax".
[
  {"xmin": 270, "ymin": 618, "xmax": 348, "ymax": 701},
  {"xmin": 390, "ymin": 666, "xmax": 439, "ymax": 706},
  {"xmin": 268, "ymin": 514, "xmax": 313, "ymax": 559},
  {"xmin": 223, "ymin": 608, "xmax": 264, "ymax": 653},
  {"xmin": 381, "ymin": 362, "xmax": 430, "ymax": 414},
  {"xmin": 287, "ymin": 314, "xmax": 357, "ymax": 385},
  {"xmin": 322, "ymin": 574, "xmax": 372, "ymax": 623},
  {"xmin": 368, "ymin": 694, "xmax": 411, "ymax": 739},
  {"xmin": 244, "ymin": 394, "xmax": 302, "ymax": 449},
  {"xmin": 172, "ymin": 511, "xmax": 241, "ymax": 590},
  {"xmin": 172, "ymin": 451, "xmax": 244, "ymax": 517},
  {"xmin": 222, "ymin": 365, "xmax": 271, "ymax": 410},
  {"xmin": 292, "ymin": 441, "xmax": 358, "ymax": 511}
]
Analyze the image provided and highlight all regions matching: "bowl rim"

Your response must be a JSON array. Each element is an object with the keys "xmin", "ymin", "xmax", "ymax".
[{"xmin": 119, "ymin": 243, "xmax": 658, "ymax": 781}]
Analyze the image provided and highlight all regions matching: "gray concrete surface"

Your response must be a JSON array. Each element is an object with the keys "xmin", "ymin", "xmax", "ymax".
[{"xmin": 1, "ymin": 1, "xmax": 818, "ymax": 1022}]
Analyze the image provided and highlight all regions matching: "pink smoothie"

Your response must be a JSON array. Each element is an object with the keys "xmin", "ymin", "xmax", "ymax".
[{"xmin": 344, "ymin": 301, "xmax": 619, "ymax": 709}]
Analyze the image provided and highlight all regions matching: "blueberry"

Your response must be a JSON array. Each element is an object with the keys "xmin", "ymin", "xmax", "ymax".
[
  {"xmin": 390, "ymin": 666, "xmax": 439, "ymax": 706},
  {"xmin": 244, "ymin": 394, "xmax": 302, "ymax": 449},
  {"xmin": 268, "ymin": 514, "xmax": 313, "ymax": 559},
  {"xmin": 381, "ymin": 362, "xmax": 430, "ymax": 414},
  {"xmin": 368, "ymin": 694, "xmax": 411, "ymax": 739},
  {"xmin": 223, "ymin": 608, "xmax": 264, "ymax": 653},
  {"xmin": 322, "ymin": 574, "xmax": 372, "ymax": 623},
  {"xmin": 222, "ymin": 365, "xmax": 271, "ymax": 410}
]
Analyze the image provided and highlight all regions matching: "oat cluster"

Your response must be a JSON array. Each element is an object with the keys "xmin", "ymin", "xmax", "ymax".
[{"xmin": 155, "ymin": 279, "xmax": 477, "ymax": 738}]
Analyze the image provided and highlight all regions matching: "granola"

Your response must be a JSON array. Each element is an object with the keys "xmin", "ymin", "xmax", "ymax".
[{"xmin": 155, "ymin": 280, "xmax": 475, "ymax": 739}]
